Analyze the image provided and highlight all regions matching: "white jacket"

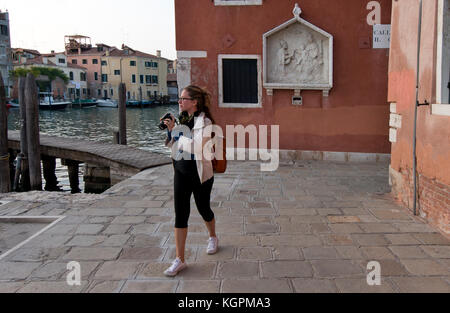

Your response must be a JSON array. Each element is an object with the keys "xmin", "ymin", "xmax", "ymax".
[{"xmin": 165, "ymin": 112, "xmax": 214, "ymax": 184}]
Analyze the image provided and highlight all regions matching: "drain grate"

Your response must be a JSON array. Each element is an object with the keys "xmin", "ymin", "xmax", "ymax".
[{"xmin": 0, "ymin": 216, "xmax": 65, "ymax": 261}]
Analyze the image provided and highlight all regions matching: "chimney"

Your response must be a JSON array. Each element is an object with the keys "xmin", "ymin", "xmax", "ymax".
[
  {"xmin": 51, "ymin": 50, "xmax": 55, "ymax": 54},
  {"xmin": 156, "ymin": 50, "xmax": 161, "ymax": 57}
]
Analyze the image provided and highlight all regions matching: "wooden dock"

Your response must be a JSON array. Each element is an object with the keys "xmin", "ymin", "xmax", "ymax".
[{"xmin": 7, "ymin": 130, "xmax": 172, "ymax": 193}]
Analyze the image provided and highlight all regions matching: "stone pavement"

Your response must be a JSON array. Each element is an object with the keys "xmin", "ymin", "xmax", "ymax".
[{"xmin": 0, "ymin": 160, "xmax": 449, "ymax": 293}]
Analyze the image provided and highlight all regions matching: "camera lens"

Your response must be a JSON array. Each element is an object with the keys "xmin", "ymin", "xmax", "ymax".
[{"xmin": 159, "ymin": 113, "xmax": 172, "ymax": 130}]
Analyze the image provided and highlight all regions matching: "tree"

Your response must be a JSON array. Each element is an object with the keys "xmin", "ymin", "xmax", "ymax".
[{"xmin": 10, "ymin": 67, "xmax": 69, "ymax": 93}]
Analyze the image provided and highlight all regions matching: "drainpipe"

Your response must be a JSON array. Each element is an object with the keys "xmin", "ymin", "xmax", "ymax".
[{"xmin": 413, "ymin": 0, "xmax": 430, "ymax": 216}]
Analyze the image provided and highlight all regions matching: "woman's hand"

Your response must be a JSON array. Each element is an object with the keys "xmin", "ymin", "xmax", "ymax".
[{"xmin": 162, "ymin": 115, "xmax": 176, "ymax": 132}]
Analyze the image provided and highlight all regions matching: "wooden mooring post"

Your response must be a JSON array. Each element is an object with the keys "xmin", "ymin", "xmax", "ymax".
[
  {"xmin": 0, "ymin": 72, "xmax": 10, "ymax": 193},
  {"xmin": 9, "ymin": 149, "xmax": 16, "ymax": 189},
  {"xmin": 42, "ymin": 155, "xmax": 60, "ymax": 191},
  {"xmin": 14, "ymin": 76, "xmax": 31, "ymax": 191},
  {"xmin": 118, "ymin": 83, "xmax": 127, "ymax": 146},
  {"xmin": 113, "ymin": 128, "xmax": 120, "ymax": 145},
  {"xmin": 61, "ymin": 159, "xmax": 81, "ymax": 194},
  {"xmin": 25, "ymin": 73, "xmax": 42, "ymax": 191}
]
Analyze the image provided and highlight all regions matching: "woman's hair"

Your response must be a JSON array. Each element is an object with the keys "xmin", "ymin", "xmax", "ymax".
[{"xmin": 184, "ymin": 85, "xmax": 215, "ymax": 124}]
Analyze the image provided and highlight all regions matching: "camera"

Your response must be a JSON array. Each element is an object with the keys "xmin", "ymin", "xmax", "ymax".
[{"xmin": 159, "ymin": 113, "xmax": 174, "ymax": 130}]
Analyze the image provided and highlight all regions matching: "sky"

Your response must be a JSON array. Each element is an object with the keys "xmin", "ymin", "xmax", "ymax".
[{"xmin": 0, "ymin": 0, "xmax": 177, "ymax": 60}]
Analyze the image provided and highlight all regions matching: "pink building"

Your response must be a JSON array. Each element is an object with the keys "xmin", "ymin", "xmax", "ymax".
[
  {"xmin": 65, "ymin": 35, "xmax": 111, "ymax": 98},
  {"xmin": 388, "ymin": 0, "xmax": 450, "ymax": 235}
]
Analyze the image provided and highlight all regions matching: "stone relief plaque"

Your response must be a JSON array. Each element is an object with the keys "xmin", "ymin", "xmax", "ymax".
[{"xmin": 263, "ymin": 4, "xmax": 333, "ymax": 96}]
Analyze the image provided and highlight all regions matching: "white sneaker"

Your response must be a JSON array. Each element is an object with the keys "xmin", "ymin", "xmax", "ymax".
[
  {"xmin": 207, "ymin": 237, "xmax": 219, "ymax": 255},
  {"xmin": 164, "ymin": 258, "xmax": 187, "ymax": 277}
]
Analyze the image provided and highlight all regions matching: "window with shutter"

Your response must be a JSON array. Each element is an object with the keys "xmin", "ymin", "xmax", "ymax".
[{"xmin": 218, "ymin": 55, "xmax": 261, "ymax": 108}]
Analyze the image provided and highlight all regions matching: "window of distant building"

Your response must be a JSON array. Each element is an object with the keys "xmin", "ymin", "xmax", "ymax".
[
  {"xmin": 130, "ymin": 60, "xmax": 136, "ymax": 66},
  {"xmin": 94, "ymin": 72, "xmax": 98, "ymax": 81},
  {"xmin": 140, "ymin": 75, "xmax": 144, "ymax": 84},
  {"xmin": 83, "ymin": 88, "xmax": 87, "ymax": 95},
  {"xmin": 101, "ymin": 60, "xmax": 107, "ymax": 66},
  {"xmin": 72, "ymin": 59, "xmax": 77, "ymax": 64},
  {"xmin": 114, "ymin": 70, "xmax": 120, "ymax": 75},
  {"xmin": 111, "ymin": 89, "xmax": 114, "ymax": 96},
  {"xmin": 80, "ymin": 72, "xmax": 87, "ymax": 81},
  {"xmin": 146, "ymin": 75, "xmax": 151, "ymax": 84},
  {"xmin": 102, "ymin": 74, "xmax": 108, "ymax": 82},
  {"xmin": 98, "ymin": 89, "xmax": 101, "ymax": 96},
  {"xmin": 152, "ymin": 75, "xmax": 158, "ymax": 84},
  {"xmin": 145, "ymin": 61, "xmax": 158, "ymax": 68},
  {"xmin": 0, "ymin": 25, "xmax": 8, "ymax": 36},
  {"xmin": 433, "ymin": 0, "xmax": 450, "ymax": 116},
  {"xmin": 82, "ymin": 59, "xmax": 88, "ymax": 64},
  {"xmin": 69, "ymin": 72, "xmax": 74, "ymax": 80},
  {"xmin": 132, "ymin": 74, "xmax": 136, "ymax": 83},
  {"xmin": 218, "ymin": 54, "xmax": 261, "ymax": 108},
  {"xmin": 58, "ymin": 58, "xmax": 65, "ymax": 64},
  {"xmin": 214, "ymin": 0, "xmax": 262, "ymax": 6},
  {"xmin": 93, "ymin": 59, "xmax": 98, "ymax": 64}
]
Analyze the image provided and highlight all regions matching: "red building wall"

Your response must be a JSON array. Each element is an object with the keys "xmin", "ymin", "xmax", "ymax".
[
  {"xmin": 388, "ymin": 0, "xmax": 450, "ymax": 235},
  {"xmin": 175, "ymin": 0, "xmax": 392, "ymax": 154}
]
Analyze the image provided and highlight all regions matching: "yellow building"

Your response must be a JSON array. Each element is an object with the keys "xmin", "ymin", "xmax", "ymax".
[{"xmin": 100, "ymin": 45, "xmax": 168, "ymax": 101}]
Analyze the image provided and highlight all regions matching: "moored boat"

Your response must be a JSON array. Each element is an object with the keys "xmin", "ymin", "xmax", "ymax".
[
  {"xmin": 72, "ymin": 98, "xmax": 98, "ymax": 108},
  {"xmin": 140, "ymin": 100, "xmax": 152, "ymax": 107},
  {"xmin": 97, "ymin": 98, "xmax": 118, "ymax": 108},
  {"xmin": 126, "ymin": 100, "xmax": 141, "ymax": 108},
  {"xmin": 39, "ymin": 93, "xmax": 70, "ymax": 110}
]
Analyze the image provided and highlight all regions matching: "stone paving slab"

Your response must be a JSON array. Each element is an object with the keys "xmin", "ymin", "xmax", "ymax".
[{"xmin": 0, "ymin": 160, "xmax": 449, "ymax": 293}]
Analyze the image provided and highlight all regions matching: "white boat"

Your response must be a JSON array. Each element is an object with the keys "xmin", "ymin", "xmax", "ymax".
[
  {"xmin": 97, "ymin": 98, "xmax": 118, "ymax": 108},
  {"xmin": 39, "ymin": 94, "xmax": 71, "ymax": 110}
]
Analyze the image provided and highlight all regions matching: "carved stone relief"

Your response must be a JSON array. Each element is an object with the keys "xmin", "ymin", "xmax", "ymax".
[
  {"xmin": 263, "ymin": 4, "xmax": 333, "ymax": 96},
  {"xmin": 267, "ymin": 24, "xmax": 329, "ymax": 85}
]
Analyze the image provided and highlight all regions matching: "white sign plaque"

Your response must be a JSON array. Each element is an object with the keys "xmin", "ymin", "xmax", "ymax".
[{"xmin": 373, "ymin": 24, "xmax": 391, "ymax": 49}]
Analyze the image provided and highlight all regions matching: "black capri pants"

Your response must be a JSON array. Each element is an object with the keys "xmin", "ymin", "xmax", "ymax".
[{"xmin": 173, "ymin": 162, "xmax": 215, "ymax": 229}]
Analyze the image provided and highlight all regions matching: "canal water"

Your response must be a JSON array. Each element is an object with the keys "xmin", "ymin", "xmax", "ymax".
[{"xmin": 7, "ymin": 105, "xmax": 180, "ymax": 192}]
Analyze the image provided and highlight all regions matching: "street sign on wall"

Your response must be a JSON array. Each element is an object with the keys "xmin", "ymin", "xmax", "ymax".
[{"xmin": 373, "ymin": 24, "xmax": 391, "ymax": 49}]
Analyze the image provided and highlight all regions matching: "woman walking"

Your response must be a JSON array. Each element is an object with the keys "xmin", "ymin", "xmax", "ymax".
[{"xmin": 162, "ymin": 85, "xmax": 218, "ymax": 277}]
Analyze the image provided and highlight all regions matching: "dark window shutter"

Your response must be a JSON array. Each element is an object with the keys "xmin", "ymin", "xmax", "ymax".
[{"xmin": 223, "ymin": 59, "xmax": 258, "ymax": 104}]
